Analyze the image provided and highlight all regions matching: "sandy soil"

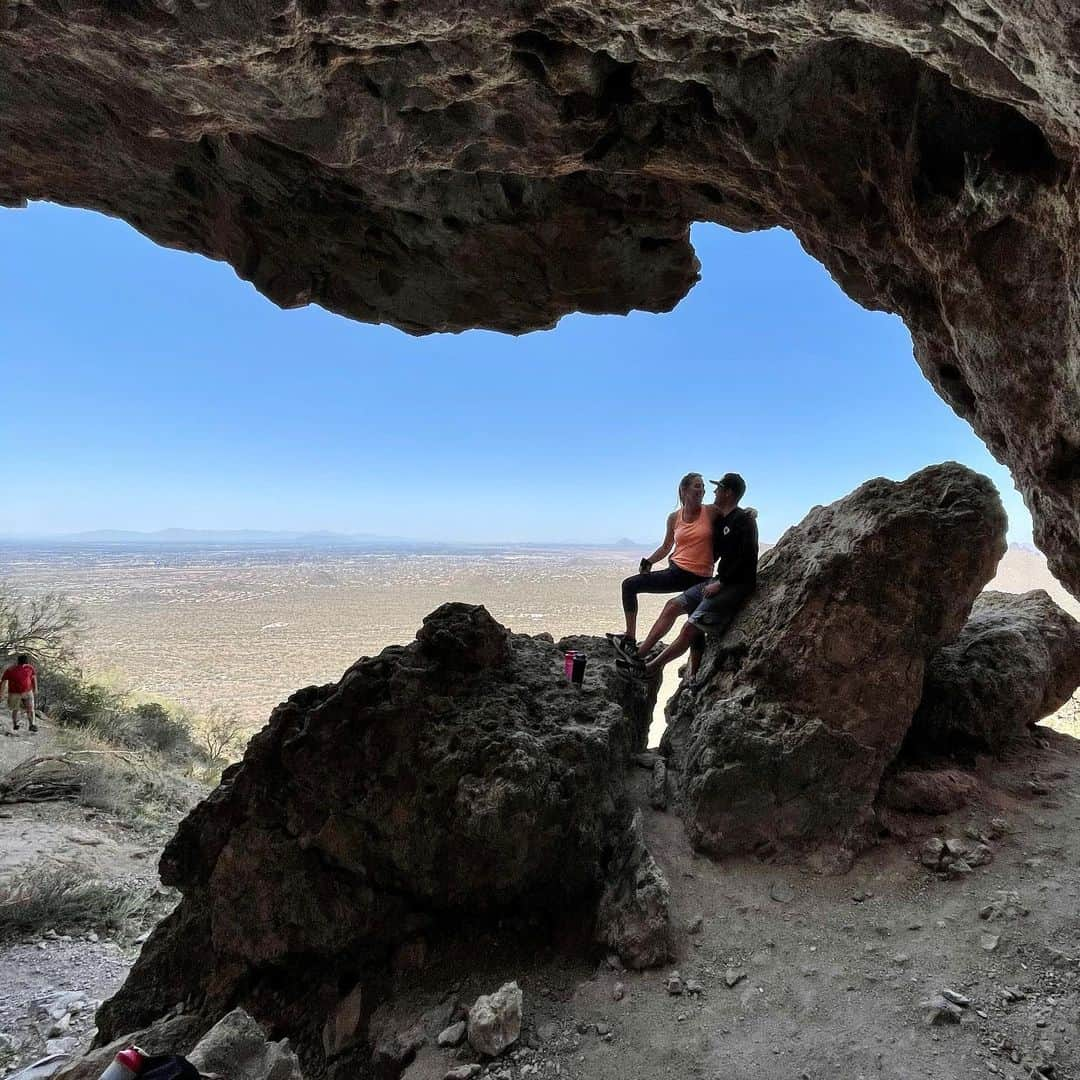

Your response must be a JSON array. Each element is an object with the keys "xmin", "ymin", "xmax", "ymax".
[{"xmin": 384, "ymin": 729, "xmax": 1080, "ymax": 1080}]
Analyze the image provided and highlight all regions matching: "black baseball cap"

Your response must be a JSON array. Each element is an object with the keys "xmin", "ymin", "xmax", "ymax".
[{"xmin": 710, "ymin": 473, "xmax": 746, "ymax": 500}]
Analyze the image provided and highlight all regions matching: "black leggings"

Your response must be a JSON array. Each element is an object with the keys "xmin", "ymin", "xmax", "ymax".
[{"xmin": 621, "ymin": 563, "xmax": 709, "ymax": 616}]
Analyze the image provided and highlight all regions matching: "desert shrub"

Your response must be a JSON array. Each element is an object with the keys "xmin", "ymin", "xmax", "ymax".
[
  {"xmin": 195, "ymin": 707, "xmax": 248, "ymax": 766},
  {"xmin": 52, "ymin": 730, "xmax": 205, "ymax": 827},
  {"xmin": 0, "ymin": 866, "xmax": 151, "ymax": 941},
  {"xmin": 40, "ymin": 670, "xmax": 198, "ymax": 762},
  {"xmin": 129, "ymin": 701, "xmax": 193, "ymax": 756}
]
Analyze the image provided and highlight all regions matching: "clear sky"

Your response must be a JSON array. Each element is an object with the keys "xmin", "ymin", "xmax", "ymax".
[{"xmin": 1, "ymin": 201, "xmax": 1031, "ymax": 545}]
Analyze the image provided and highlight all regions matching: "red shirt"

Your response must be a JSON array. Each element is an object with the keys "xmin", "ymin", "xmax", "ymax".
[{"xmin": 5, "ymin": 664, "xmax": 35, "ymax": 693}]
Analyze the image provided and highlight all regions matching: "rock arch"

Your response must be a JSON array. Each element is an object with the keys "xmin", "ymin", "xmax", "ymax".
[{"xmin": 2, "ymin": 2, "xmax": 1077, "ymax": 589}]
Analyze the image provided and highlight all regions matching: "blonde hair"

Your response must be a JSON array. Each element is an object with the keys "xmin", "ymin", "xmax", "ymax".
[{"xmin": 677, "ymin": 472, "xmax": 703, "ymax": 508}]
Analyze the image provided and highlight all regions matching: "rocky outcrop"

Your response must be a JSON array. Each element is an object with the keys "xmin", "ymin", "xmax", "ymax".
[
  {"xmin": 594, "ymin": 811, "xmax": 673, "ymax": 970},
  {"xmin": 905, "ymin": 590, "xmax": 1080, "ymax": 758},
  {"xmin": 664, "ymin": 463, "xmax": 1006, "ymax": 860},
  {"xmin": 3, "ymin": 4, "xmax": 1080, "ymax": 597},
  {"xmin": 94, "ymin": 605, "xmax": 660, "ymax": 1072}
]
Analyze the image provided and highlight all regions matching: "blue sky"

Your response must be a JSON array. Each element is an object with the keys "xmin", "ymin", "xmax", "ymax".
[{"xmin": 1, "ymin": 201, "xmax": 1031, "ymax": 544}]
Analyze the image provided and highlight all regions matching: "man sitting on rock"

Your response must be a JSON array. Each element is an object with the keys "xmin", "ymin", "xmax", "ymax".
[{"xmin": 622, "ymin": 473, "xmax": 758, "ymax": 685}]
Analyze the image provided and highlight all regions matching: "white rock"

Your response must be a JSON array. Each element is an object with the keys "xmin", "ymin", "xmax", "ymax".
[
  {"xmin": 467, "ymin": 983, "xmax": 522, "ymax": 1058},
  {"xmin": 437, "ymin": 1021, "xmax": 466, "ymax": 1048}
]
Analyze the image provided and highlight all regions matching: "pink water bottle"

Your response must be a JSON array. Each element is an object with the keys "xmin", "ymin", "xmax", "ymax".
[
  {"xmin": 98, "ymin": 1048, "xmax": 145, "ymax": 1080},
  {"xmin": 564, "ymin": 651, "xmax": 576, "ymax": 680}
]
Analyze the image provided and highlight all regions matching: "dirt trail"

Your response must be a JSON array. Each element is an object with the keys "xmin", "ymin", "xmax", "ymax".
[{"xmin": 0, "ymin": 720, "xmax": 171, "ymax": 1074}]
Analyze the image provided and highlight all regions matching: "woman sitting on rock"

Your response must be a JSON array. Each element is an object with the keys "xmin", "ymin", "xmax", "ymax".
[{"xmin": 607, "ymin": 471, "xmax": 718, "ymax": 661}]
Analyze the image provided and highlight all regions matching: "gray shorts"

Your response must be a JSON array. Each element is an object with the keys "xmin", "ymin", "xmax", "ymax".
[{"xmin": 681, "ymin": 581, "xmax": 753, "ymax": 636}]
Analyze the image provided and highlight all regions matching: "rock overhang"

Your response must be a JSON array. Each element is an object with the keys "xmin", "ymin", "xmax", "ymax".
[{"xmin": 2, "ymin": 2, "xmax": 1079, "ymax": 593}]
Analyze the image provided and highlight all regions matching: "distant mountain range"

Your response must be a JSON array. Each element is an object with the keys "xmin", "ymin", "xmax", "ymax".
[
  {"xmin": 2, "ymin": 528, "xmax": 648, "ymax": 549},
  {"xmin": 53, "ymin": 528, "xmax": 410, "ymax": 544}
]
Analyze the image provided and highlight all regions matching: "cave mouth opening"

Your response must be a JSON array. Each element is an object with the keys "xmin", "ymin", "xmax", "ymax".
[{"xmin": 0, "ymin": 204, "xmax": 1041, "ymax": 744}]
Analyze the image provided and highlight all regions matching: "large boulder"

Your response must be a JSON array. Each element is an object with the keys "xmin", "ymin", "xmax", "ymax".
[
  {"xmin": 663, "ymin": 463, "xmax": 1006, "ymax": 860},
  {"xmin": 94, "ymin": 604, "xmax": 659, "ymax": 1071},
  {"xmin": 905, "ymin": 590, "xmax": 1080, "ymax": 758}
]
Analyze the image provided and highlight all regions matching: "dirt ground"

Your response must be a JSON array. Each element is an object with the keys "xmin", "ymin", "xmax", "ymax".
[
  {"xmin": 2, "ymin": 718, "xmax": 1078, "ymax": 1080},
  {"xmin": 0, "ymin": 723, "xmax": 173, "ymax": 1074}
]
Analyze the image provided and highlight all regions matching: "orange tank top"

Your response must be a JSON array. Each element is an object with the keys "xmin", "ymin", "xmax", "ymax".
[{"xmin": 670, "ymin": 507, "xmax": 714, "ymax": 577}]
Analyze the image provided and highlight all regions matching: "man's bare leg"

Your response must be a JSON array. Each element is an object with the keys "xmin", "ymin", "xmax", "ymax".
[
  {"xmin": 636, "ymin": 598, "xmax": 687, "ymax": 657},
  {"xmin": 644, "ymin": 622, "xmax": 701, "ymax": 675}
]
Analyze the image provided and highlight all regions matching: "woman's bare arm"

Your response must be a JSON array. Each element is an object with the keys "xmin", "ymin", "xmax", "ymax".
[{"xmin": 642, "ymin": 512, "xmax": 677, "ymax": 569}]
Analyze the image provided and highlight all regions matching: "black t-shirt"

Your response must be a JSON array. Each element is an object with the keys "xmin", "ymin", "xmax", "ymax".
[{"xmin": 712, "ymin": 506, "xmax": 759, "ymax": 586}]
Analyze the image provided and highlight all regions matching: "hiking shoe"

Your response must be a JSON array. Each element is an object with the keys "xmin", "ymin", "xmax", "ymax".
[
  {"xmin": 11, "ymin": 721, "xmax": 18, "ymax": 731},
  {"xmin": 615, "ymin": 657, "xmax": 650, "ymax": 681},
  {"xmin": 606, "ymin": 633, "xmax": 639, "ymax": 662},
  {"xmin": 28, "ymin": 724, "xmax": 38, "ymax": 733}
]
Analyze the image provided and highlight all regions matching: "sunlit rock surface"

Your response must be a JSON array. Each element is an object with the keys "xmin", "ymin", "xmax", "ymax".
[
  {"xmin": 2, "ymin": 3, "xmax": 1079, "ymax": 594},
  {"xmin": 663, "ymin": 463, "xmax": 1007, "ymax": 861}
]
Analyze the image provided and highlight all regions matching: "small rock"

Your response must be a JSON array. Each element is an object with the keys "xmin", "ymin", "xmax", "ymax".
[
  {"xmin": 686, "ymin": 915, "xmax": 704, "ymax": 935},
  {"xmin": 987, "ymin": 818, "xmax": 1008, "ymax": 840},
  {"xmin": 981, "ymin": 933, "xmax": 1001, "ymax": 952},
  {"xmin": 724, "ymin": 969, "xmax": 746, "ymax": 988},
  {"xmin": 769, "ymin": 882, "xmax": 795, "ymax": 904},
  {"xmin": 684, "ymin": 979, "xmax": 704, "ymax": 997},
  {"xmin": 664, "ymin": 972, "xmax": 683, "ymax": 996},
  {"xmin": 921, "ymin": 995, "xmax": 963, "ymax": 1025},
  {"xmin": 920, "ymin": 838, "xmax": 946, "ymax": 867},
  {"xmin": 46, "ymin": 1037, "xmax": 81, "ymax": 1056},
  {"xmin": 940, "ymin": 989, "xmax": 970, "ymax": 1007},
  {"xmin": 595, "ymin": 1022, "xmax": 611, "ymax": 1037},
  {"xmin": 445, "ymin": 1067, "xmax": 481, "ymax": 1080},
  {"xmin": 612, "ymin": 983, "xmax": 625, "ymax": 1002},
  {"xmin": 437, "ymin": 1021, "xmax": 467, "ymax": 1048}
]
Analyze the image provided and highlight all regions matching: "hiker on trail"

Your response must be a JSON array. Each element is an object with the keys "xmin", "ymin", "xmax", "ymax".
[
  {"xmin": 2, "ymin": 653, "xmax": 38, "ymax": 734},
  {"xmin": 622, "ymin": 473, "xmax": 758, "ymax": 685},
  {"xmin": 607, "ymin": 472, "xmax": 719, "ymax": 662}
]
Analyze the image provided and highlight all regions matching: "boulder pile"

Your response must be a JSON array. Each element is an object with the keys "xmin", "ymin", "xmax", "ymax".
[{"xmin": 663, "ymin": 463, "xmax": 1007, "ymax": 861}]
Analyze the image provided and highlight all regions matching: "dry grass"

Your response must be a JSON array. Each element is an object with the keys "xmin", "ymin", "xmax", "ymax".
[
  {"xmin": 0, "ymin": 866, "xmax": 151, "ymax": 941},
  {"xmin": 53, "ymin": 729, "xmax": 205, "ymax": 831}
]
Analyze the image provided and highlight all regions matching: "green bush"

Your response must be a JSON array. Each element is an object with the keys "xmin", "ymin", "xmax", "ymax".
[{"xmin": 39, "ymin": 669, "xmax": 197, "ymax": 761}]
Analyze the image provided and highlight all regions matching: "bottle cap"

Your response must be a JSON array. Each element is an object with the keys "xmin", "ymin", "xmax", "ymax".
[{"xmin": 116, "ymin": 1049, "xmax": 145, "ymax": 1074}]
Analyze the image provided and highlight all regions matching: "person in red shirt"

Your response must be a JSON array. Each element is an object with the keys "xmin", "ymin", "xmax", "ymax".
[{"xmin": 2, "ymin": 654, "xmax": 38, "ymax": 733}]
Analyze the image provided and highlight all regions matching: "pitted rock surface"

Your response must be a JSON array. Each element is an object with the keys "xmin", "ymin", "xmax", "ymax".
[
  {"xmin": 2, "ymin": 4, "xmax": 1080, "ymax": 595},
  {"xmin": 663, "ymin": 463, "xmax": 1007, "ymax": 859},
  {"xmin": 93, "ymin": 604, "xmax": 658, "ymax": 1067},
  {"xmin": 906, "ymin": 589, "xmax": 1080, "ymax": 759}
]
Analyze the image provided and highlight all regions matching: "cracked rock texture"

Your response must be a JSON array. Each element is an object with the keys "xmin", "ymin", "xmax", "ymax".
[
  {"xmin": 93, "ymin": 603, "xmax": 659, "ymax": 1073},
  {"xmin": 2, "ymin": 2, "xmax": 1079, "ymax": 596},
  {"xmin": 906, "ymin": 588, "xmax": 1080, "ymax": 759},
  {"xmin": 663, "ymin": 462, "xmax": 1006, "ymax": 860}
]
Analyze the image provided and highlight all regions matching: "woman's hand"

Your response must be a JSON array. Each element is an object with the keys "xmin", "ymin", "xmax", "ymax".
[
  {"xmin": 639, "ymin": 558, "xmax": 652, "ymax": 574},
  {"xmin": 703, "ymin": 581, "xmax": 722, "ymax": 598}
]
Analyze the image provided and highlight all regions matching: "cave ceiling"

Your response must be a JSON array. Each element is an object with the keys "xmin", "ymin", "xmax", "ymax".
[{"xmin": 2, "ymin": 0, "xmax": 1078, "ymax": 592}]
